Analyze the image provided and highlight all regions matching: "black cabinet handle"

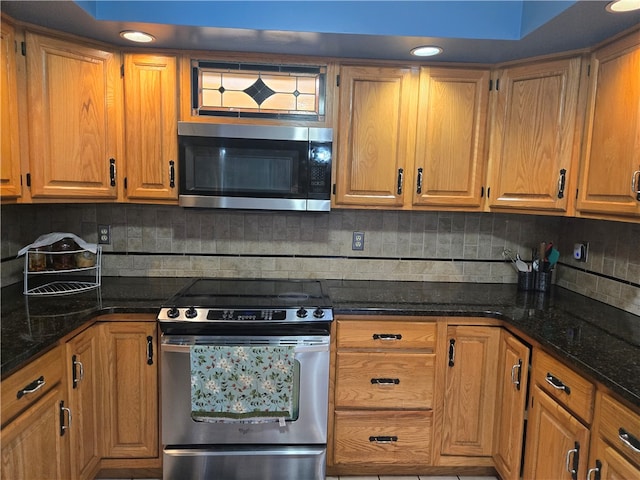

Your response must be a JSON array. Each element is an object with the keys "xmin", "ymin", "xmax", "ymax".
[
  {"xmin": 511, "ymin": 359, "xmax": 523, "ymax": 390},
  {"xmin": 448, "ymin": 339, "xmax": 455, "ymax": 367},
  {"xmin": 372, "ymin": 333, "xmax": 402, "ymax": 341},
  {"xmin": 546, "ymin": 373, "xmax": 571, "ymax": 395},
  {"xmin": 632, "ymin": 169, "xmax": 640, "ymax": 201},
  {"xmin": 397, "ymin": 168, "xmax": 404, "ymax": 195},
  {"xmin": 370, "ymin": 378, "xmax": 400, "ymax": 385},
  {"xmin": 369, "ymin": 436, "xmax": 398, "ymax": 443},
  {"xmin": 416, "ymin": 167, "xmax": 423, "ymax": 194},
  {"xmin": 618, "ymin": 428, "xmax": 640, "ymax": 453},
  {"xmin": 146, "ymin": 336, "xmax": 154, "ymax": 365},
  {"xmin": 169, "ymin": 160, "xmax": 175, "ymax": 188},
  {"xmin": 59, "ymin": 400, "xmax": 72, "ymax": 436},
  {"xmin": 72, "ymin": 354, "xmax": 84, "ymax": 389},
  {"xmin": 558, "ymin": 168, "xmax": 567, "ymax": 199},
  {"xmin": 565, "ymin": 441, "xmax": 579, "ymax": 480},
  {"xmin": 17, "ymin": 376, "xmax": 45, "ymax": 399},
  {"xmin": 587, "ymin": 460, "xmax": 602, "ymax": 480},
  {"xmin": 109, "ymin": 158, "xmax": 116, "ymax": 187}
]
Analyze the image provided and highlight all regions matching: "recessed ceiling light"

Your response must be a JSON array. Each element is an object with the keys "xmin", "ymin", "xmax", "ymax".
[
  {"xmin": 606, "ymin": 0, "xmax": 640, "ymax": 12},
  {"xmin": 120, "ymin": 30, "xmax": 155, "ymax": 43},
  {"xmin": 411, "ymin": 46, "xmax": 443, "ymax": 57}
]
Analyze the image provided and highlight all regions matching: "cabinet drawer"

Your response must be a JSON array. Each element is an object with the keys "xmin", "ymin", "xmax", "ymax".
[
  {"xmin": 337, "ymin": 320, "xmax": 436, "ymax": 350},
  {"xmin": 598, "ymin": 392, "xmax": 640, "ymax": 467},
  {"xmin": 334, "ymin": 410, "xmax": 432, "ymax": 465},
  {"xmin": 532, "ymin": 350, "xmax": 594, "ymax": 424},
  {"xmin": 1, "ymin": 345, "xmax": 64, "ymax": 426},
  {"xmin": 335, "ymin": 352, "xmax": 434, "ymax": 409}
]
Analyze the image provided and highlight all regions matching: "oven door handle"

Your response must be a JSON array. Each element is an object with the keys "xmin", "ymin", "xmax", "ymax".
[{"xmin": 161, "ymin": 342, "xmax": 329, "ymax": 354}]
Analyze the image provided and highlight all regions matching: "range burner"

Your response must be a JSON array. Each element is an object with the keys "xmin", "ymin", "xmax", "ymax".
[{"xmin": 158, "ymin": 278, "xmax": 333, "ymax": 324}]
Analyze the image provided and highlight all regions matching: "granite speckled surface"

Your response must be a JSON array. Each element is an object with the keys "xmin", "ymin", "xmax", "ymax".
[{"xmin": 2, "ymin": 277, "xmax": 639, "ymax": 407}]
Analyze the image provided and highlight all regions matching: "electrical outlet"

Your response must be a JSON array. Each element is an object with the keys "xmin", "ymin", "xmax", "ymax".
[
  {"xmin": 352, "ymin": 231, "xmax": 364, "ymax": 251},
  {"xmin": 573, "ymin": 242, "xmax": 589, "ymax": 262},
  {"xmin": 98, "ymin": 225, "xmax": 111, "ymax": 245}
]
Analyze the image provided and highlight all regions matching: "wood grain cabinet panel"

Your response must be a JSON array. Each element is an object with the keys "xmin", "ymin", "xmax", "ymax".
[
  {"xmin": 335, "ymin": 352, "xmax": 435, "ymax": 409},
  {"xmin": 523, "ymin": 384, "xmax": 590, "ymax": 480},
  {"xmin": 334, "ymin": 65, "xmax": 416, "ymax": 207},
  {"xmin": 123, "ymin": 54, "xmax": 178, "ymax": 202},
  {"xmin": 334, "ymin": 410, "xmax": 433, "ymax": 465},
  {"xmin": 0, "ymin": 20, "xmax": 22, "ymax": 199},
  {"xmin": 25, "ymin": 31, "xmax": 121, "ymax": 199},
  {"xmin": 493, "ymin": 330, "xmax": 530, "ymax": 480},
  {"xmin": 576, "ymin": 30, "xmax": 640, "ymax": 220},
  {"xmin": 413, "ymin": 67, "xmax": 490, "ymax": 209},
  {"xmin": 67, "ymin": 328, "xmax": 100, "ymax": 480},
  {"xmin": 98, "ymin": 321, "xmax": 158, "ymax": 459},
  {"xmin": 486, "ymin": 56, "xmax": 582, "ymax": 213},
  {"xmin": 587, "ymin": 391, "xmax": 640, "ymax": 480},
  {"xmin": 441, "ymin": 325, "xmax": 499, "ymax": 457}
]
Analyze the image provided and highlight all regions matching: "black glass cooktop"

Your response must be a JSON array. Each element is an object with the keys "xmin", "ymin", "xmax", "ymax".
[{"xmin": 164, "ymin": 278, "xmax": 331, "ymax": 308}]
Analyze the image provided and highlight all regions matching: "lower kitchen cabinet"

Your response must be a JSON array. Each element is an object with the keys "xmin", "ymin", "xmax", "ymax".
[
  {"xmin": 587, "ymin": 391, "xmax": 640, "ymax": 480},
  {"xmin": 440, "ymin": 325, "xmax": 500, "ymax": 458},
  {"xmin": 98, "ymin": 321, "xmax": 159, "ymax": 460},
  {"xmin": 331, "ymin": 317, "xmax": 437, "ymax": 472},
  {"xmin": 493, "ymin": 330, "xmax": 530, "ymax": 480},
  {"xmin": 0, "ymin": 345, "xmax": 70, "ymax": 480},
  {"xmin": 523, "ymin": 349, "xmax": 594, "ymax": 480},
  {"xmin": 66, "ymin": 327, "xmax": 101, "ymax": 480}
]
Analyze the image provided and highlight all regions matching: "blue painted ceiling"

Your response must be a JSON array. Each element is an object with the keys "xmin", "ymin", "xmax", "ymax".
[{"xmin": 3, "ymin": 1, "xmax": 639, "ymax": 62}]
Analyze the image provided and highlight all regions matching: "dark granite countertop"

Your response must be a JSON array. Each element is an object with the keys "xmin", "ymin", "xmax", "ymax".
[{"xmin": 2, "ymin": 277, "xmax": 639, "ymax": 408}]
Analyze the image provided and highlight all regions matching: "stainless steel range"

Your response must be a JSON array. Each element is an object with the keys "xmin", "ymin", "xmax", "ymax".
[{"xmin": 158, "ymin": 278, "xmax": 333, "ymax": 480}]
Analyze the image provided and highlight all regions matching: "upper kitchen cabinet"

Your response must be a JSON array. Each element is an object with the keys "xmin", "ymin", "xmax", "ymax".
[
  {"xmin": 0, "ymin": 20, "xmax": 22, "ymax": 200},
  {"xmin": 576, "ymin": 30, "xmax": 640, "ymax": 221},
  {"xmin": 485, "ymin": 56, "xmax": 583, "ymax": 214},
  {"xmin": 412, "ymin": 67, "xmax": 490, "ymax": 210},
  {"xmin": 334, "ymin": 65, "xmax": 417, "ymax": 208},
  {"xmin": 24, "ymin": 31, "xmax": 122, "ymax": 200},
  {"xmin": 123, "ymin": 53, "xmax": 178, "ymax": 202}
]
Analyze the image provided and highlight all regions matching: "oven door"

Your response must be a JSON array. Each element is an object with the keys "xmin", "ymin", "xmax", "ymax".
[{"xmin": 161, "ymin": 334, "xmax": 330, "ymax": 446}]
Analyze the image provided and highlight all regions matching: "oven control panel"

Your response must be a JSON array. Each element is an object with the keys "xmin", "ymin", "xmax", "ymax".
[{"xmin": 158, "ymin": 307, "xmax": 333, "ymax": 322}]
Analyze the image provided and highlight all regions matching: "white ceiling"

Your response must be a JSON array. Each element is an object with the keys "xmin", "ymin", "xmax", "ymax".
[{"xmin": 2, "ymin": 0, "xmax": 639, "ymax": 63}]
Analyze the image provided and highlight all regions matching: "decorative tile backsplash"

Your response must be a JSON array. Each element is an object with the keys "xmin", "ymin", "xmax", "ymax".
[{"xmin": 1, "ymin": 204, "xmax": 638, "ymax": 315}]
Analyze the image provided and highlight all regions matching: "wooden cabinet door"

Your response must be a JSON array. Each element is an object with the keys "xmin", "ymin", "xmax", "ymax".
[
  {"xmin": 25, "ymin": 32, "xmax": 121, "ymax": 199},
  {"xmin": 0, "ymin": 20, "xmax": 22, "ymax": 199},
  {"xmin": 334, "ymin": 65, "xmax": 416, "ymax": 207},
  {"xmin": 413, "ymin": 67, "xmax": 489, "ymax": 209},
  {"xmin": 486, "ymin": 57, "xmax": 582, "ymax": 212},
  {"xmin": 99, "ymin": 322, "xmax": 158, "ymax": 458},
  {"xmin": 523, "ymin": 384, "xmax": 590, "ymax": 480},
  {"xmin": 67, "ymin": 328, "xmax": 100, "ymax": 480},
  {"xmin": 0, "ymin": 386, "xmax": 71, "ymax": 480},
  {"xmin": 123, "ymin": 54, "xmax": 178, "ymax": 201},
  {"xmin": 576, "ymin": 32, "xmax": 640, "ymax": 220},
  {"xmin": 441, "ymin": 325, "xmax": 500, "ymax": 456},
  {"xmin": 493, "ymin": 330, "xmax": 530, "ymax": 480},
  {"xmin": 592, "ymin": 440, "xmax": 640, "ymax": 480}
]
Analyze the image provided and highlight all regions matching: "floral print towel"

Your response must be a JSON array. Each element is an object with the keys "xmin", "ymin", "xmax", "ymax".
[{"xmin": 190, "ymin": 345, "xmax": 295, "ymax": 422}]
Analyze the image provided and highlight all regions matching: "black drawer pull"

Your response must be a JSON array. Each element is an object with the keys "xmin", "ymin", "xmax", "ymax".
[
  {"xmin": 618, "ymin": 428, "xmax": 640, "ymax": 453},
  {"xmin": 546, "ymin": 373, "xmax": 571, "ymax": 395},
  {"xmin": 369, "ymin": 435, "xmax": 398, "ymax": 443},
  {"xmin": 17, "ymin": 375, "xmax": 45, "ymax": 399},
  {"xmin": 371, "ymin": 378, "xmax": 400, "ymax": 385},
  {"xmin": 372, "ymin": 333, "xmax": 402, "ymax": 341}
]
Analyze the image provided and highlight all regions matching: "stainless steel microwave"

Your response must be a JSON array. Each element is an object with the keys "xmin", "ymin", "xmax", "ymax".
[{"xmin": 178, "ymin": 122, "xmax": 333, "ymax": 211}]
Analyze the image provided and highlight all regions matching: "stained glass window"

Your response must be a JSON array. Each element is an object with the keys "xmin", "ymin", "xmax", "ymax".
[{"xmin": 192, "ymin": 60, "xmax": 326, "ymax": 121}]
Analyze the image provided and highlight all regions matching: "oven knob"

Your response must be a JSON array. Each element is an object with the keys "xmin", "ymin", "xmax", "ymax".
[
  {"xmin": 296, "ymin": 307, "xmax": 308, "ymax": 318},
  {"xmin": 313, "ymin": 308, "xmax": 325, "ymax": 319},
  {"xmin": 185, "ymin": 307, "xmax": 198, "ymax": 319},
  {"xmin": 167, "ymin": 307, "xmax": 180, "ymax": 319}
]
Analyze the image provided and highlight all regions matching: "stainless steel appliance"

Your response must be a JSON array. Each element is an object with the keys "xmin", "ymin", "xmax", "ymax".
[
  {"xmin": 178, "ymin": 123, "xmax": 333, "ymax": 211},
  {"xmin": 158, "ymin": 278, "xmax": 333, "ymax": 480}
]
